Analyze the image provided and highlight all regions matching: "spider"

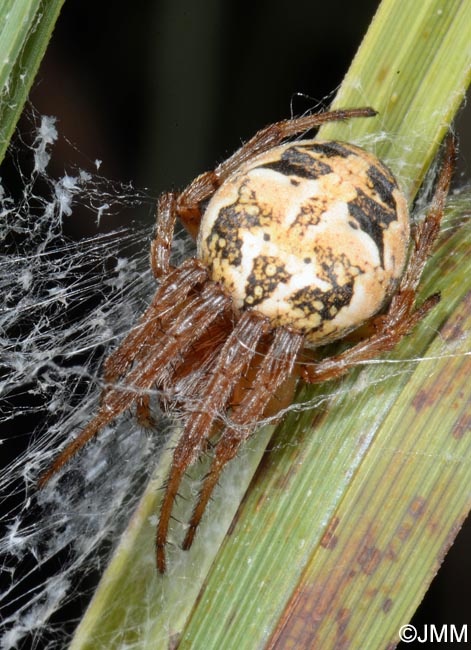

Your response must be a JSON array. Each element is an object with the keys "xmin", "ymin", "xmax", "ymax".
[{"xmin": 39, "ymin": 107, "xmax": 455, "ymax": 573}]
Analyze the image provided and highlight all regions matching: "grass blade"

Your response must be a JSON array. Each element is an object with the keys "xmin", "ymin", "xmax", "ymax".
[{"xmin": 0, "ymin": 0, "xmax": 64, "ymax": 164}]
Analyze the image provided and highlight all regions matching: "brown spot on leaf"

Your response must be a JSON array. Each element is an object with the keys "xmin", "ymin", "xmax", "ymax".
[
  {"xmin": 409, "ymin": 496, "xmax": 427, "ymax": 518},
  {"xmin": 451, "ymin": 413, "xmax": 471, "ymax": 439},
  {"xmin": 397, "ymin": 523, "xmax": 413, "ymax": 541},
  {"xmin": 382, "ymin": 598, "xmax": 393, "ymax": 614},
  {"xmin": 365, "ymin": 587, "xmax": 379, "ymax": 600},
  {"xmin": 357, "ymin": 543, "xmax": 382, "ymax": 575},
  {"xmin": 267, "ymin": 524, "xmax": 388, "ymax": 649},
  {"xmin": 336, "ymin": 608, "xmax": 352, "ymax": 648},
  {"xmin": 440, "ymin": 314, "xmax": 465, "ymax": 342},
  {"xmin": 311, "ymin": 409, "xmax": 327, "ymax": 428},
  {"xmin": 266, "ymin": 576, "xmax": 354, "ymax": 650},
  {"xmin": 412, "ymin": 388, "xmax": 435, "ymax": 413},
  {"xmin": 427, "ymin": 519, "xmax": 439, "ymax": 535},
  {"xmin": 385, "ymin": 545, "xmax": 398, "ymax": 562},
  {"xmin": 385, "ymin": 496, "xmax": 428, "ymax": 560},
  {"xmin": 320, "ymin": 516, "xmax": 340, "ymax": 549},
  {"xmin": 255, "ymin": 491, "xmax": 268, "ymax": 512}
]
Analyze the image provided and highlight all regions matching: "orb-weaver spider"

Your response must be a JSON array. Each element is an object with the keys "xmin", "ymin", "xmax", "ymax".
[{"xmin": 39, "ymin": 108, "xmax": 454, "ymax": 573}]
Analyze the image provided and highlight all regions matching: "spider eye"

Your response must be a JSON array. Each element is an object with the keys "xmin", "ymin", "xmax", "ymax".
[{"xmin": 197, "ymin": 140, "xmax": 410, "ymax": 345}]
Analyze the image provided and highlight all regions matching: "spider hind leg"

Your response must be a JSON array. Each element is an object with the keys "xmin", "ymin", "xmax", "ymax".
[
  {"xmin": 155, "ymin": 310, "xmax": 271, "ymax": 573},
  {"xmin": 181, "ymin": 326, "xmax": 304, "ymax": 552}
]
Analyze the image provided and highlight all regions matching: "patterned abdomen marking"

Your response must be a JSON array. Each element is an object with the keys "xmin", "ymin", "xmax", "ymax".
[{"xmin": 197, "ymin": 139, "xmax": 409, "ymax": 345}]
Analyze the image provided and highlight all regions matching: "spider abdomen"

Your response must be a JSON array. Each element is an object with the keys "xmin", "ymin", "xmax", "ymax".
[{"xmin": 197, "ymin": 139, "xmax": 410, "ymax": 345}]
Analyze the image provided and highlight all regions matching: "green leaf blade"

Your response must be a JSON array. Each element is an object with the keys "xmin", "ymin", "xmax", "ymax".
[
  {"xmin": 0, "ymin": 0, "xmax": 64, "ymax": 163},
  {"xmin": 319, "ymin": 0, "xmax": 471, "ymax": 195}
]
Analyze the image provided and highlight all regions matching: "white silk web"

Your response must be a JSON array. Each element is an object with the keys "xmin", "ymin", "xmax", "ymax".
[{"xmin": 0, "ymin": 114, "xmax": 171, "ymax": 650}]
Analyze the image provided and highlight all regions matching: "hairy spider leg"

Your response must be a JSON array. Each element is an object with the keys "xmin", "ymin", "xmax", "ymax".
[
  {"xmin": 39, "ymin": 279, "xmax": 230, "ymax": 488},
  {"xmin": 160, "ymin": 315, "xmax": 234, "ymax": 396},
  {"xmin": 399, "ymin": 134, "xmax": 456, "ymax": 293},
  {"xmin": 132, "ymin": 300, "xmax": 232, "ymax": 426},
  {"xmin": 104, "ymin": 183, "xmax": 198, "ymax": 386},
  {"xmin": 182, "ymin": 327, "xmax": 304, "ymax": 551},
  {"xmin": 300, "ymin": 134, "xmax": 456, "ymax": 385},
  {"xmin": 156, "ymin": 310, "xmax": 270, "ymax": 573},
  {"xmin": 105, "ymin": 262, "xmax": 212, "ymax": 425},
  {"xmin": 176, "ymin": 107, "xmax": 377, "ymax": 238},
  {"xmin": 117, "ymin": 191, "xmax": 192, "ymax": 425},
  {"xmin": 150, "ymin": 192, "xmax": 178, "ymax": 278},
  {"xmin": 103, "ymin": 259, "xmax": 208, "ymax": 383}
]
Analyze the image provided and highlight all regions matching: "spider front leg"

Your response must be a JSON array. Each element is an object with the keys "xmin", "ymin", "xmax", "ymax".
[
  {"xmin": 300, "ymin": 134, "xmax": 456, "ymax": 385},
  {"xmin": 176, "ymin": 107, "xmax": 377, "ymax": 238},
  {"xmin": 103, "ymin": 259, "xmax": 208, "ymax": 384},
  {"xmin": 38, "ymin": 282, "xmax": 231, "ymax": 488},
  {"xmin": 103, "ymin": 190, "xmax": 192, "ymax": 388},
  {"xmin": 150, "ymin": 191, "xmax": 178, "ymax": 278}
]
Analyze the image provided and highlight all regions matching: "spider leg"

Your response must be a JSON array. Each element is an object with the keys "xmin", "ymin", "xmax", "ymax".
[
  {"xmin": 301, "ymin": 134, "xmax": 456, "ymax": 385},
  {"xmin": 135, "ymin": 394, "xmax": 154, "ymax": 428},
  {"xmin": 104, "ymin": 259, "xmax": 207, "ymax": 384},
  {"xmin": 299, "ymin": 294, "xmax": 441, "ymax": 384},
  {"xmin": 150, "ymin": 192, "xmax": 178, "ymax": 279},
  {"xmin": 164, "ymin": 315, "xmax": 233, "ymax": 398},
  {"xmin": 182, "ymin": 327, "xmax": 304, "ymax": 551},
  {"xmin": 155, "ymin": 310, "xmax": 270, "ymax": 573},
  {"xmin": 397, "ymin": 134, "xmax": 456, "ymax": 294},
  {"xmin": 38, "ymin": 282, "xmax": 231, "ymax": 488},
  {"xmin": 176, "ymin": 107, "xmax": 376, "ymax": 238}
]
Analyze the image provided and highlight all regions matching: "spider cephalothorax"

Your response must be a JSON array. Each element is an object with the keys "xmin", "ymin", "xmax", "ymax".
[{"xmin": 39, "ymin": 108, "xmax": 454, "ymax": 573}]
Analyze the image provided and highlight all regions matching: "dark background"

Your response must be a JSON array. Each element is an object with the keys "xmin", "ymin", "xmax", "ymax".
[{"xmin": 9, "ymin": 0, "xmax": 471, "ymax": 646}]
